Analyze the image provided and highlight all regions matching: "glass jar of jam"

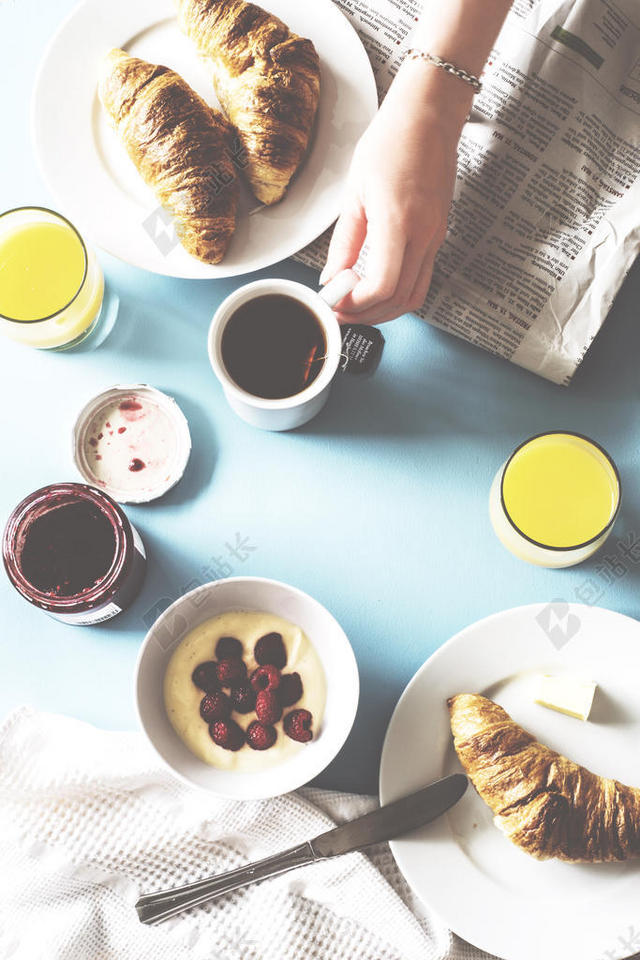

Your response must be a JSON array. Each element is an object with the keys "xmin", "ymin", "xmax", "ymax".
[{"xmin": 3, "ymin": 482, "xmax": 146, "ymax": 625}]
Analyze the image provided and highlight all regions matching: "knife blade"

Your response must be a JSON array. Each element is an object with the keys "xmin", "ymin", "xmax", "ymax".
[{"xmin": 311, "ymin": 773, "xmax": 468, "ymax": 858}]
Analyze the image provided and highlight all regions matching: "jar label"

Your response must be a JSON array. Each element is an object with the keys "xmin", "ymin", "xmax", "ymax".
[{"xmin": 47, "ymin": 601, "xmax": 122, "ymax": 625}]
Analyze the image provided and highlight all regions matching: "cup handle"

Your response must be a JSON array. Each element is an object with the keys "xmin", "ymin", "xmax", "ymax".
[{"xmin": 318, "ymin": 269, "xmax": 360, "ymax": 310}]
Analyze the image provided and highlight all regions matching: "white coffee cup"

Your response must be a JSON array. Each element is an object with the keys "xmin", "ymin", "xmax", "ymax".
[{"xmin": 208, "ymin": 270, "xmax": 358, "ymax": 431}]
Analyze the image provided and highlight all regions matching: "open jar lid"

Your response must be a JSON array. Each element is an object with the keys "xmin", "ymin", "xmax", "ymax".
[{"xmin": 73, "ymin": 384, "xmax": 191, "ymax": 504}]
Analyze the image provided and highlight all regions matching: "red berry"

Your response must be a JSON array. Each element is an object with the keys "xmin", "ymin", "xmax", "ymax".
[
  {"xmin": 209, "ymin": 719, "xmax": 245, "ymax": 751},
  {"xmin": 256, "ymin": 689, "xmax": 282, "ymax": 725},
  {"xmin": 254, "ymin": 632, "xmax": 287, "ymax": 669},
  {"xmin": 278, "ymin": 673, "xmax": 303, "ymax": 707},
  {"xmin": 230, "ymin": 683, "xmax": 256, "ymax": 714},
  {"xmin": 200, "ymin": 692, "xmax": 231, "ymax": 723},
  {"xmin": 283, "ymin": 709, "xmax": 313, "ymax": 743},
  {"xmin": 215, "ymin": 636, "xmax": 242, "ymax": 660},
  {"xmin": 246, "ymin": 721, "xmax": 277, "ymax": 751},
  {"xmin": 250, "ymin": 664, "xmax": 281, "ymax": 693},
  {"xmin": 191, "ymin": 661, "xmax": 219, "ymax": 694},
  {"xmin": 216, "ymin": 658, "xmax": 247, "ymax": 688}
]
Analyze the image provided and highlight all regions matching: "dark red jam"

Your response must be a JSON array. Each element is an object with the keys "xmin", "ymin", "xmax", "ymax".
[
  {"xmin": 120, "ymin": 398, "xmax": 142, "ymax": 412},
  {"xmin": 20, "ymin": 500, "xmax": 117, "ymax": 598},
  {"xmin": 128, "ymin": 458, "xmax": 146, "ymax": 472},
  {"xmin": 3, "ymin": 483, "xmax": 146, "ymax": 625}
]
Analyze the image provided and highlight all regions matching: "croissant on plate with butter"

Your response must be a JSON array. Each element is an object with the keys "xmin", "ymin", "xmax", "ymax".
[
  {"xmin": 175, "ymin": 0, "xmax": 321, "ymax": 205},
  {"xmin": 98, "ymin": 48, "xmax": 238, "ymax": 263},
  {"xmin": 448, "ymin": 693, "xmax": 640, "ymax": 862}
]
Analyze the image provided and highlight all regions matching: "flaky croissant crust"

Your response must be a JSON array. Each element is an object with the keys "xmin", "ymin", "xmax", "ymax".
[
  {"xmin": 176, "ymin": 0, "xmax": 321, "ymax": 205},
  {"xmin": 98, "ymin": 48, "xmax": 238, "ymax": 263},
  {"xmin": 448, "ymin": 694, "xmax": 640, "ymax": 862}
]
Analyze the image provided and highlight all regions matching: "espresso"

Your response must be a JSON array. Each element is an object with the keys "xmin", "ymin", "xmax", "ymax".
[{"xmin": 221, "ymin": 295, "xmax": 326, "ymax": 400}]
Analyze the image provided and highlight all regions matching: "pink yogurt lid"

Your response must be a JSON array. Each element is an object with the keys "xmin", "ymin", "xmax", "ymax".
[{"xmin": 73, "ymin": 384, "xmax": 191, "ymax": 504}]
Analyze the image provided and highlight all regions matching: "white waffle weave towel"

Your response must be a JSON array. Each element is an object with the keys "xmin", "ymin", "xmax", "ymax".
[{"xmin": 0, "ymin": 708, "xmax": 492, "ymax": 960}]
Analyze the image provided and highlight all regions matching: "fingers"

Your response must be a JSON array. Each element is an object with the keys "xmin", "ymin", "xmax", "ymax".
[
  {"xmin": 320, "ymin": 197, "xmax": 367, "ymax": 286},
  {"xmin": 336, "ymin": 242, "xmax": 439, "ymax": 325},
  {"xmin": 339, "ymin": 209, "xmax": 407, "ymax": 314}
]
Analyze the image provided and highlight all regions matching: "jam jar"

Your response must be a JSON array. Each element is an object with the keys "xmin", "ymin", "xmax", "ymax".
[{"xmin": 3, "ymin": 482, "xmax": 146, "ymax": 625}]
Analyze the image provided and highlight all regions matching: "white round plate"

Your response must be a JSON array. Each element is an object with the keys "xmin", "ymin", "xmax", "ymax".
[
  {"xmin": 380, "ymin": 603, "xmax": 640, "ymax": 960},
  {"xmin": 32, "ymin": 0, "xmax": 377, "ymax": 278}
]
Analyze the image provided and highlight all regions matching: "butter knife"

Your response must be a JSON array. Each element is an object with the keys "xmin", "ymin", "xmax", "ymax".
[{"xmin": 136, "ymin": 773, "xmax": 467, "ymax": 925}]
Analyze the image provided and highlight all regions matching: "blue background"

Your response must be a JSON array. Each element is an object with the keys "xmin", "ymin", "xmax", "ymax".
[{"xmin": 2, "ymin": 0, "xmax": 639, "ymax": 794}]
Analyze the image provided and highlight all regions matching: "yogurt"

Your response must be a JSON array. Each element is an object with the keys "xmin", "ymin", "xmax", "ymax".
[{"xmin": 164, "ymin": 610, "xmax": 326, "ymax": 770}]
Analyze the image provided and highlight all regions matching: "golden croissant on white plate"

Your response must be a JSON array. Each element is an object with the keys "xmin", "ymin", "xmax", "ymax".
[
  {"xmin": 175, "ymin": 0, "xmax": 321, "ymax": 205},
  {"xmin": 448, "ymin": 693, "xmax": 640, "ymax": 862},
  {"xmin": 98, "ymin": 48, "xmax": 238, "ymax": 263}
]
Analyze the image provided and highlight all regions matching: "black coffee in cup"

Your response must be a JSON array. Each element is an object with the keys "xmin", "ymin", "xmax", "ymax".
[{"xmin": 221, "ymin": 294, "xmax": 326, "ymax": 400}]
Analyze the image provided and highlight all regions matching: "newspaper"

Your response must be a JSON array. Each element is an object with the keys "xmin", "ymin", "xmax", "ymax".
[{"xmin": 296, "ymin": 0, "xmax": 640, "ymax": 385}]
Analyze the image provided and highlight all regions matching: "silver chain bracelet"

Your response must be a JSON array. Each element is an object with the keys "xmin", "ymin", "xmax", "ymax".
[{"xmin": 405, "ymin": 49, "xmax": 482, "ymax": 93}]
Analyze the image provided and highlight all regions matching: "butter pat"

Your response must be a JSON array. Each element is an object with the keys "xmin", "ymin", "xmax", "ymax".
[{"xmin": 535, "ymin": 675, "xmax": 597, "ymax": 721}]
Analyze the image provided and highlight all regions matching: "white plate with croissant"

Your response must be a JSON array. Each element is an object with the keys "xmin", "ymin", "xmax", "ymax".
[
  {"xmin": 380, "ymin": 603, "xmax": 640, "ymax": 960},
  {"xmin": 32, "ymin": 0, "xmax": 377, "ymax": 278}
]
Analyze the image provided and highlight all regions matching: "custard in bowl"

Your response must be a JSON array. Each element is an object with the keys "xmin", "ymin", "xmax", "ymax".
[
  {"xmin": 164, "ymin": 610, "xmax": 326, "ymax": 769},
  {"xmin": 136, "ymin": 577, "xmax": 358, "ymax": 799}
]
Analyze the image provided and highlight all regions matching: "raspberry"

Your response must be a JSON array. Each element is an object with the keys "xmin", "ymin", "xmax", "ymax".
[
  {"xmin": 254, "ymin": 632, "xmax": 287, "ymax": 669},
  {"xmin": 255, "ymin": 689, "xmax": 282, "ymax": 725},
  {"xmin": 250, "ymin": 664, "xmax": 281, "ymax": 693},
  {"xmin": 215, "ymin": 636, "xmax": 242, "ymax": 660},
  {"xmin": 200, "ymin": 692, "xmax": 231, "ymax": 723},
  {"xmin": 283, "ymin": 709, "xmax": 313, "ymax": 743},
  {"xmin": 278, "ymin": 673, "xmax": 303, "ymax": 707},
  {"xmin": 209, "ymin": 719, "xmax": 245, "ymax": 751},
  {"xmin": 229, "ymin": 683, "xmax": 256, "ymax": 714},
  {"xmin": 246, "ymin": 721, "xmax": 277, "ymax": 751},
  {"xmin": 216, "ymin": 658, "xmax": 247, "ymax": 688},
  {"xmin": 191, "ymin": 661, "xmax": 219, "ymax": 694}
]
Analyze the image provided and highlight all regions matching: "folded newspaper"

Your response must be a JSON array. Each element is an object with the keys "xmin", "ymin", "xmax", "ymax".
[{"xmin": 296, "ymin": 0, "xmax": 640, "ymax": 385}]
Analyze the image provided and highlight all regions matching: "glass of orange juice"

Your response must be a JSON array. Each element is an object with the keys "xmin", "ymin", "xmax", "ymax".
[
  {"xmin": 0, "ymin": 206, "xmax": 117, "ymax": 350},
  {"xmin": 489, "ymin": 431, "xmax": 621, "ymax": 568}
]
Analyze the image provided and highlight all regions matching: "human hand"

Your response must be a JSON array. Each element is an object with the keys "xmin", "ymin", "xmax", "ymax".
[{"xmin": 320, "ymin": 61, "xmax": 470, "ymax": 325}]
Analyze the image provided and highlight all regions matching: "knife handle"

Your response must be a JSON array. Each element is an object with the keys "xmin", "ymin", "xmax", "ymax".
[{"xmin": 136, "ymin": 841, "xmax": 317, "ymax": 925}]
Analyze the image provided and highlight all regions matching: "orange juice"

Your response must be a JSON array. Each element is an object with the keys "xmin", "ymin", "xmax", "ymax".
[
  {"xmin": 489, "ymin": 432, "xmax": 620, "ymax": 567},
  {"xmin": 0, "ymin": 207, "xmax": 104, "ymax": 349}
]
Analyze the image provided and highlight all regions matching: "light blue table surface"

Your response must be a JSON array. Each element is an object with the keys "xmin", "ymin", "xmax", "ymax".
[{"xmin": 2, "ymin": 0, "xmax": 639, "ymax": 795}]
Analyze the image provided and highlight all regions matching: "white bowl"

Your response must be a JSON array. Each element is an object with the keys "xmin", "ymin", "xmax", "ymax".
[{"xmin": 135, "ymin": 577, "xmax": 359, "ymax": 799}]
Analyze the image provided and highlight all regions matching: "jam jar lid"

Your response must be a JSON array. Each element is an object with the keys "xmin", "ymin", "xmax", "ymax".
[{"xmin": 72, "ymin": 384, "xmax": 191, "ymax": 504}]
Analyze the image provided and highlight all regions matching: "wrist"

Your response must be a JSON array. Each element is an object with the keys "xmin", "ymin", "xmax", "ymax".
[{"xmin": 392, "ymin": 56, "xmax": 474, "ymax": 137}]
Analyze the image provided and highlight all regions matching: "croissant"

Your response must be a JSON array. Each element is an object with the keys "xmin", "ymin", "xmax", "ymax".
[
  {"xmin": 175, "ymin": 0, "xmax": 321, "ymax": 205},
  {"xmin": 98, "ymin": 48, "xmax": 238, "ymax": 263},
  {"xmin": 448, "ymin": 693, "xmax": 640, "ymax": 862}
]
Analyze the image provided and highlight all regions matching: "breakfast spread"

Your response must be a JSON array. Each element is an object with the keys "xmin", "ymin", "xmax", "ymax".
[
  {"xmin": 448, "ymin": 693, "xmax": 640, "ymax": 863},
  {"xmin": 164, "ymin": 611, "xmax": 326, "ymax": 769},
  {"xmin": 176, "ymin": 0, "xmax": 321, "ymax": 205},
  {"xmin": 534, "ymin": 675, "xmax": 598, "ymax": 722}
]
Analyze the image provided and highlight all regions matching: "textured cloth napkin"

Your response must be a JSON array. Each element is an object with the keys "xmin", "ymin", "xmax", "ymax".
[{"xmin": 0, "ymin": 708, "xmax": 491, "ymax": 960}]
